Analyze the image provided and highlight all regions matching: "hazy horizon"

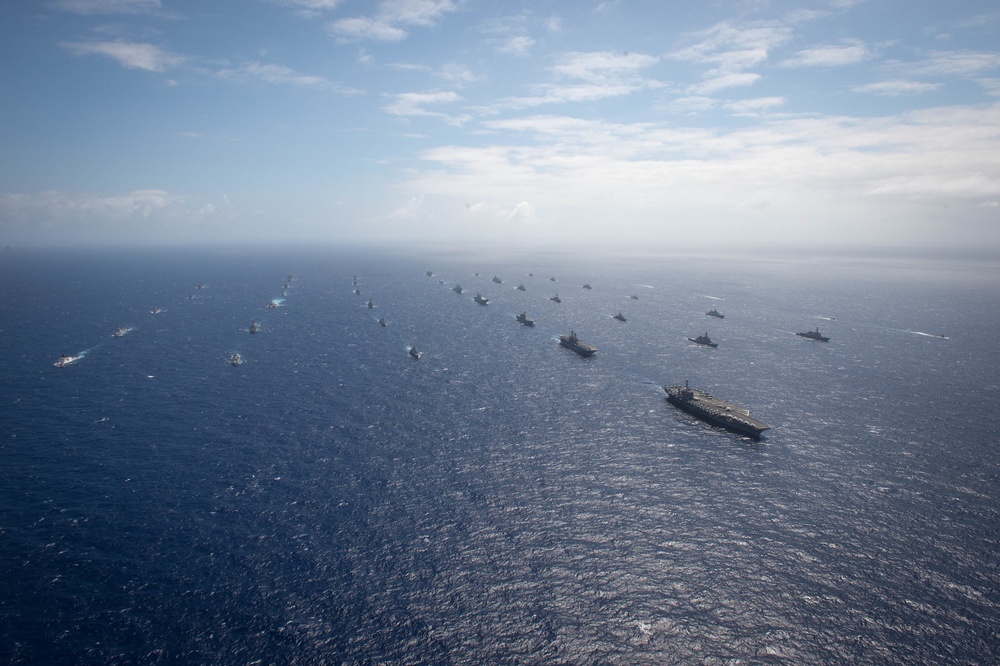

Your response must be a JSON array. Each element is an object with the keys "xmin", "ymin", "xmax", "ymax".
[{"xmin": 2, "ymin": 0, "xmax": 999, "ymax": 250}]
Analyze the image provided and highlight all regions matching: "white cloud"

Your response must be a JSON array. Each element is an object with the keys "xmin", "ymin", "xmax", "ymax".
[
  {"xmin": 328, "ymin": 17, "xmax": 407, "ymax": 42},
  {"xmin": 909, "ymin": 51, "xmax": 1000, "ymax": 78},
  {"xmin": 395, "ymin": 103, "xmax": 1000, "ymax": 246},
  {"xmin": 853, "ymin": 80, "xmax": 940, "ymax": 96},
  {"xmin": 384, "ymin": 91, "xmax": 469, "ymax": 124},
  {"xmin": 61, "ymin": 40, "xmax": 184, "ymax": 72},
  {"xmin": 725, "ymin": 96, "xmax": 785, "ymax": 115},
  {"xmin": 496, "ymin": 35, "xmax": 535, "ymax": 57},
  {"xmin": 215, "ymin": 62, "xmax": 361, "ymax": 93},
  {"xmin": 51, "ymin": 0, "xmax": 160, "ymax": 15},
  {"xmin": 780, "ymin": 39, "xmax": 868, "ymax": 67},
  {"xmin": 329, "ymin": 0, "xmax": 457, "ymax": 42},
  {"xmin": 691, "ymin": 71, "xmax": 761, "ymax": 94}
]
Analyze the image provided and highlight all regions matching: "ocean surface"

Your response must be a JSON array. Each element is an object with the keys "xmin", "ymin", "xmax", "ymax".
[{"xmin": 1, "ymin": 245, "xmax": 999, "ymax": 665}]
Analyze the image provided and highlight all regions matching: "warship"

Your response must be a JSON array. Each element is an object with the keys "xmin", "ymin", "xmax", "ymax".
[
  {"xmin": 250, "ymin": 321, "xmax": 261, "ymax": 334},
  {"xmin": 453, "ymin": 284, "xmax": 463, "ymax": 294},
  {"xmin": 113, "ymin": 326, "xmax": 130, "ymax": 338},
  {"xmin": 688, "ymin": 332, "xmax": 718, "ymax": 347},
  {"xmin": 706, "ymin": 308, "xmax": 724, "ymax": 318},
  {"xmin": 516, "ymin": 312, "xmax": 535, "ymax": 326},
  {"xmin": 492, "ymin": 276, "xmax": 502, "ymax": 284},
  {"xmin": 550, "ymin": 294, "xmax": 561, "ymax": 303},
  {"xmin": 559, "ymin": 332, "xmax": 597, "ymax": 357},
  {"xmin": 409, "ymin": 346, "xmax": 421, "ymax": 359},
  {"xmin": 797, "ymin": 327, "xmax": 830, "ymax": 342},
  {"xmin": 53, "ymin": 354, "xmax": 81, "ymax": 368},
  {"xmin": 582, "ymin": 283, "xmax": 592, "ymax": 290},
  {"xmin": 367, "ymin": 299, "xmax": 375, "ymax": 309},
  {"xmin": 612, "ymin": 312, "xmax": 626, "ymax": 322},
  {"xmin": 474, "ymin": 293, "xmax": 489, "ymax": 305},
  {"xmin": 230, "ymin": 353, "xmax": 243, "ymax": 366},
  {"xmin": 664, "ymin": 381, "xmax": 769, "ymax": 439},
  {"xmin": 516, "ymin": 284, "xmax": 526, "ymax": 291}
]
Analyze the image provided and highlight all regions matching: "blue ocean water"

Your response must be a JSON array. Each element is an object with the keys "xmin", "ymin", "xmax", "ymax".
[{"xmin": 1, "ymin": 245, "xmax": 999, "ymax": 664}]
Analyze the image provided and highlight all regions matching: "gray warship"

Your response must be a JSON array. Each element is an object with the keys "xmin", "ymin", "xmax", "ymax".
[
  {"xmin": 664, "ymin": 382, "xmax": 769, "ymax": 439},
  {"xmin": 559, "ymin": 332, "xmax": 597, "ymax": 357},
  {"xmin": 797, "ymin": 327, "xmax": 829, "ymax": 342}
]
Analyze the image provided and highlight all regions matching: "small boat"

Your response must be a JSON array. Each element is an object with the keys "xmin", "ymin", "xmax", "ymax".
[
  {"xmin": 378, "ymin": 317, "xmax": 387, "ymax": 327},
  {"xmin": 453, "ymin": 284, "xmax": 463, "ymax": 294},
  {"xmin": 409, "ymin": 346, "xmax": 421, "ymax": 359},
  {"xmin": 688, "ymin": 332, "xmax": 718, "ymax": 347},
  {"xmin": 474, "ymin": 293, "xmax": 489, "ymax": 305},
  {"xmin": 250, "ymin": 321, "xmax": 260, "ymax": 333},
  {"xmin": 53, "ymin": 354, "xmax": 81, "ymax": 368},
  {"xmin": 612, "ymin": 312, "xmax": 626, "ymax": 322},
  {"xmin": 230, "ymin": 353, "xmax": 243, "ymax": 366},
  {"xmin": 367, "ymin": 299, "xmax": 375, "ymax": 309},
  {"xmin": 113, "ymin": 326, "xmax": 129, "ymax": 338},
  {"xmin": 516, "ymin": 312, "xmax": 535, "ymax": 326},
  {"xmin": 797, "ymin": 327, "xmax": 830, "ymax": 342},
  {"xmin": 706, "ymin": 308, "xmax": 724, "ymax": 319},
  {"xmin": 582, "ymin": 283, "xmax": 592, "ymax": 290},
  {"xmin": 516, "ymin": 284, "xmax": 526, "ymax": 291},
  {"xmin": 492, "ymin": 276, "xmax": 502, "ymax": 284},
  {"xmin": 550, "ymin": 294, "xmax": 561, "ymax": 303}
]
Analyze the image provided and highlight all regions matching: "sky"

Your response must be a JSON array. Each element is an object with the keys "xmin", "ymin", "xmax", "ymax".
[{"xmin": 2, "ymin": 0, "xmax": 1000, "ymax": 251}]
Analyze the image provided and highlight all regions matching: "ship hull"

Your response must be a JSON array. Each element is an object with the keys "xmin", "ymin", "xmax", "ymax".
[
  {"xmin": 559, "ymin": 336, "xmax": 597, "ymax": 357},
  {"xmin": 665, "ymin": 386, "xmax": 769, "ymax": 439}
]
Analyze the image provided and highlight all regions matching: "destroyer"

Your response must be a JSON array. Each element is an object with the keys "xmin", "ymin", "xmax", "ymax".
[
  {"xmin": 230, "ymin": 353, "xmax": 243, "ymax": 366},
  {"xmin": 612, "ymin": 312, "xmax": 626, "ymax": 322},
  {"xmin": 474, "ymin": 293, "xmax": 489, "ymax": 305},
  {"xmin": 113, "ymin": 326, "xmax": 130, "ymax": 338},
  {"xmin": 409, "ymin": 346, "xmax": 421, "ymax": 359},
  {"xmin": 53, "ymin": 354, "xmax": 81, "ymax": 368},
  {"xmin": 453, "ymin": 284, "xmax": 463, "ymax": 294},
  {"xmin": 664, "ymin": 381, "xmax": 769, "ymax": 439},
  {"xmin": 706, "ymin": 308, "xmax": 724, "ymax": 319},
  {"xmin": 550, "ymin": 294, "xmax": 561, "ymax": 303},
  {"xmin": 797, "ymin": 327, "xmax": 829, "ymax": 342},
  {"xmin": 688, "ymin": 332, "xmax": 718, "ymax": 347},
  {"xmin": 250, "ymin": 321, "xmax": 260, "ymax": 333},
  {"xmin": 559, "ymin": 331, "xmax": 597, "ymax": 357},
  {"xmin": 516, "ymin": 312, "xmax": 535, "ymax": 326}
]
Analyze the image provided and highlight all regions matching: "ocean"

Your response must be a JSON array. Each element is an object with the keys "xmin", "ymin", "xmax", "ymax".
[{"xmin": 1, "ymin": 245, "xmax": 998, "ymax": 664}]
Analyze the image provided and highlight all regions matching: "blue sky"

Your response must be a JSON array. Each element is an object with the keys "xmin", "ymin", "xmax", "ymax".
[{"xmin": 2, "ymin": 0, "xmax": 999, "ymax": 249}]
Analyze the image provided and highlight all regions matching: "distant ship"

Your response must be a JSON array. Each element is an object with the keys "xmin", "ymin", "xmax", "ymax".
[
  {"xmin": 688, "ymin": 333, "xmax": 718, "ymax": 347},
  {"xmin": 630, "ymin": 295, "xmax": 639, "ymax": 300},
  {"xmin": 797, "ymin": 327, "xmax": 830, "ymax": 342},
  {"xmin": 453, "ymin": 284, "xmax": 463, "ymax": 294},
  {"xmin": 492, "ymin": 276, "xmax": 502, "ymax": 284},
  {"xmin": 378, "ymin": 317, "xmax": 387, "ymax": 327},
  {"xmin": 550, "ymin": 294, "xmax": 561, "ymax": 303},
  {"xmin": 267, "ymin": 301, "xmax": 278, "ymax": 309},
  {"xmin": 664, "ymin": 381, "xmax": 769, "ymax": 439},
  {"xmin": 706, "ymin": 309, "xmax": 724, "ymax": 319},
  {"xmin": 559, "ymin": 332, "xmax": 597, "ymax": 357},
  {"xmin": 113, "ymin": 326, "xmax": 129, "ymax": 338},
  {"xmin": 409, "ymin": 346, "xmax": 421, "ymax": 359},
  {"xmin": 230, "ymin": 353, "xmax": 243, "ymax": 366},
  {"xmin": 516, "ymin": 312, "xmax": 535, "ymax": 326},
  {"xmin": 612, "ymin": 312, "xmax": 626, "ymax": 322},
  {"xmin": 250, "ymin": 321, "xmax": 260, "ymax": 333},
  {"xmin": 516, "ymin": 284, "xmax": 526, "ymax": 291},
  {"xmin": 550, "ymin": 276, "xmax": 556, "ymax": 281},
  {"xmin": 354, "ymin": 288, "xmax": 361, "ymax": 296},
  {"xmin": 426, "ymin": 271, "xmax": 433, "ymax": 277},
  {"xmin": 474, "ymin": 293, "xmax": 489, "ymax": 305},
  {"xmin": 53, "ymin": 354, "xmax": 81, "ymax": 368},
  {"xmin": 582, "ymin": 283, "xmax": 592, "ymax": 290},
  {"xmin": 367, "ymin": 299, "xmax": 375, "ymax": 309},
  {"xmin": 151, "ymin": 306, "xmax": 162, "ymax": 314}
]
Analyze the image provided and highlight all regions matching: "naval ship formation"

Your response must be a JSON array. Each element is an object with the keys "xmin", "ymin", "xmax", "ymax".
[{"xmin": 664, "ymin": 381, "xmax": 769, "ymax": 439}]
